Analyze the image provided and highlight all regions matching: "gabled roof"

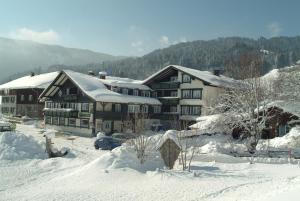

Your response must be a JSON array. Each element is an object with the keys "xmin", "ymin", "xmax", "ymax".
[
  {"xmin": 100, "ymin": 76, "xmax": 150, "ymax": 90},
  {"xmin": 39, "ymin": 70, "xmax": 161, "ymax": 105},
  {"xmin": 143, "ymin": 65, "xmax": 240, "ymax": 88},
  {"xmin": 0, "ymin": 72, "xmax": 59, "ymax": 90},
  {"xmin": 266, "ymin": 100, "xmax": 300, "ymax": 117}
]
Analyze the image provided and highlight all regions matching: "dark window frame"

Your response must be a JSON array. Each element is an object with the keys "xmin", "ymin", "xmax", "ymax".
[
  {"xmin": 68, "ymin": 118, "xmax": 76, "ymax": 127},
  {"xmin": 80, "ymin": 119, "xmax": 89, "ymax": 128},
  {"xmin": 182, "ymin": 74, "xmax": 191, "ymax": 83},
  {"xmin": 181, "ymin": 105, "xmax": 202, "ymax": 115},
  {"xmin": 181, "ymin": 88, "xmax": 202, "ymax": 99}
]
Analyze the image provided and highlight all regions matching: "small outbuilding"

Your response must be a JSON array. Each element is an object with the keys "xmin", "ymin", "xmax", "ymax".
[{"xmin": 157, "ymin": 130, "xmax": 181, "ymax": 169}]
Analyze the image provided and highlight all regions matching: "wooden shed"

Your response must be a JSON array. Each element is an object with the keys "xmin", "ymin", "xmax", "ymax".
[{"xmin": 158, "ymin": 138, "xmax": 181, "ymax": 169}]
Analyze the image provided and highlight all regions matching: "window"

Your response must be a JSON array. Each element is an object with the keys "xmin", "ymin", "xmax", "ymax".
[
  {"xmin": 69, "ymin": 118, "xmax": 76, "ymax": 127},
  {"xmin": 52, "ymin": 117, "xmax": 59, "ymax": 125},
  {"xmin": 58, "ymin": 90, "xmax": 63, "ymax": 97},
  {"xmin": 58, "ymin": 117, "xmax": 64, "ymax": 126},
  {"xmin": 69, "ymin": 87, "xmax": 77, "ymax": 95},
  {"xmin": 10, "ymin": 107, "xmax": 15, "ymax": 114},
  {"xmin": 193, "ymin": 89, "xmax": 202, "ymax": 99},
  {"xmin": 153, "ymin": 92, "xmax": 157, "ymax": 98},
  {"xmin": 112, "ymin": 87, "xmax": 119, "ymax": 93},
  {"xmin": 128, "ymin": 105, "xmax": 140, "ymax": 113},
  {"xmin": 133, "ymin": 89, "xmax": 139, "ymax": 96},
  {"xmin": 45, "ymin": 101, "xmax": 52, "ymax": 108},
  {"xmin": 1, "ymin": 107, "xmax": 9, "ymax": 113},
  {"xmin": 10, "ymin": 96, "xmax": 15, "ymax": 103},
  {"xmin": 28, "ymin": 95, "xmax": 33, "ymax": 102},
  {"xmin": 104, "ymin": 122, "xmax": 110, "ymax": 129},
  {"xmin": 170, "ymin": 76, "xmax": 178, "ymax": 82},
  {"xmin": 182, "ymin": 74, "xmax": 191, "ymax": 83},
  {"xmin": 181, "ymin": 105, "xmax": 201, "ymax": 115},
  {"xmin": 153, "ymin": 105, "xmax": 161, "ymax": 113},
  {"xmin": 170, "ymin": 106, "xmax": 177, "ymax": 113},
  {"xmin": 141, "ymin": 105, "xmax": 148, "ymax": 113},
  {"xmin": 21, "ymin": 95, "xmax": 25, "ymax": 102},
  {"xmin": 170, "ymin": 91, "xmax": 178, "ymax": 97},
  {"xmin": 114, "ymin": 104, "xmax": 121, "ymax": 112},
  {"xmin": 45, "ymin": 116, "xmax": 52, "ymax": 124},
  {"xmin": 122, "ymin": 88, "xmax": 128, "ymax": 95},
  {"xmin": 181, "ymin": 89, "xmax": 202, "ymax": 99},
  {"xmin": 181, "ymin": 106, "xmax": 190, "ymax": 115},
  {"xmin": 141, "ymin": 91, "xmax": 150, "ymax": 97},
  {"xmin": 81, "ymin": 103, "xmax": 89, "ymax": 112},
  {"xmin": 80, "ymin": 119, "xmax": 89, "ymax": 128},
  {"xmin": 182, "ymin": 89, "xmax": 191, "ymax": 98},
  {"xmin": 66, "ymin": 88, "xmax": 70, "ymax": 95},
  {"xmin": 192, "ymin": 106, "xmax": 201, "ymax": 115}
]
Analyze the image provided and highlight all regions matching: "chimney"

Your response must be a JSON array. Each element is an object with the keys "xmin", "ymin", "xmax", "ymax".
[
  {"xmin": 213, "ymin": 69, "xmax": 221, "ymax": 76},
  {"xmin": 88, "ymin": 71, "xmax": 95, "ymax": 76},
  {"xmin": 99, "ymin": 71, "xmax": 107, "ymax": 79},
  {"xmin": 30, "ymin": 72, "xmax": 35, "ymax": 77}
]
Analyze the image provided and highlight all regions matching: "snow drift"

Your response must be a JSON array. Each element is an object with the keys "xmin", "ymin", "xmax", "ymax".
[
  {"xmin": 0, "ymin": 132, "xmax": 47, "ymax": 160},
  {"xmin": 78, "ymin": 145, "xmax": 164, "ymax": 173},
  {"xmin": 258, "ymin": 126, "xmax": 300, "ymax": 150}
]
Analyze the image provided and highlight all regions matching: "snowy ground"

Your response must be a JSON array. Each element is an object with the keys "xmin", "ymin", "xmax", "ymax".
[{"xmin": 1, "ymin": 124, "xmax": 300, "ymax": 201}]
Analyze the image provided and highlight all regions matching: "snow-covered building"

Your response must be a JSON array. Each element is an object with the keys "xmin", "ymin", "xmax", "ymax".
[
  {"xmin": 39, "ymin": 70, "xmax": 161, "ymax": 137},
  {"xmin": 143, "ymin": 65, "xmax": 240, "ymax": 129},
  {"xmin": 260, "ymin": 101, "xmax": 300, "ymax": 139},
  {"xmin": 0, "ymin": 72, "xmax": 59, "ymax": 118}
]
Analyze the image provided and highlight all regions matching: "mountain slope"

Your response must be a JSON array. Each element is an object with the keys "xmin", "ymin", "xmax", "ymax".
[
  {"xmin": 0, "ymin": 37, "xmax": 123, "ymax": 83},
  {"xmin": 60, "ymin": 36, "xmax": 300, "ymax": 80}
]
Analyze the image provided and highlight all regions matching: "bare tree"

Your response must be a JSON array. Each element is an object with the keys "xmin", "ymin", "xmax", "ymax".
[
  {"xmin": 213, "ymin": 53, "xmax": 272, "ymax": 154},
  {"xmin": 176, "ymin": 121, "xmax": 197, "ymax": 171},
  {"xmin": 129, "ymin": 106, "xmax": 152, "ymax": 164}
]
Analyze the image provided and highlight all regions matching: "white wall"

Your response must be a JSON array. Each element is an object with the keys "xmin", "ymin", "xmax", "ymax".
[{"xmin": 177, "ymin": 71, "xmax": 223, "ymax": 116}]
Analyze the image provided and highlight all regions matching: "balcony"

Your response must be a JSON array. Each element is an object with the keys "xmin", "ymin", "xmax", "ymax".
[
  {"xmin": 151, "ymin": 82, "xmax": 180, "ymax": 90},
  {"xmin": 44, "ymin": 108, "xmax": 78, "ymax": 118},
  {"xmin": 159, "ymin": 97, "xmax": 180, "ymax": 105},
  {"xmin": 63, "ymin": 94, "xmax": 78, "ymax": 101}
]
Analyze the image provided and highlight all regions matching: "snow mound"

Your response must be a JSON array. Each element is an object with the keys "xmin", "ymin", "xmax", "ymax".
[
  {"xmin": 157, "ymin": 130, "xmax": 179, "ymax": 148},
  {"xmin": 0, "ymin": 132, "xmax": 46, "ymax": 160},
  {"xmin": 258, "ymin": 126, "xmax": 300, "ymax": 150},
  {"xmin": 90, "ymin": 145, "xmax": 164, "ymax": 172}
]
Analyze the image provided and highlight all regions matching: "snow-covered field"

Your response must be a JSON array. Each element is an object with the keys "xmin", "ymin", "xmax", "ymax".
[{"xmin": 1, "ymin": 123, "xmax": 300, "ymax": 201}]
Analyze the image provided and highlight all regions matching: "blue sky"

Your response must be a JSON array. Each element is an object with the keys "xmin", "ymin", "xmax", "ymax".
[{"xmin": 0, "ymin": 0, "xmax": 299, "ymax": 56}]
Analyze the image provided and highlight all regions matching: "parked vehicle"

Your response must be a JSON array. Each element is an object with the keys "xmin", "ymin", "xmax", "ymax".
[
  {"xmin": 0, "ymin": 121, "xmax": 14, "ymax": 132},
  {"xmin": 111, "ymin": 133, "xmax": 136, "ymax": 142},
  {"xmin": 94, "ymin": 136, "xmax": 122, "ymax": 150}
]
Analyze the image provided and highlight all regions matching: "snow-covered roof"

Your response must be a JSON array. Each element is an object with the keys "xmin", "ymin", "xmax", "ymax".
[
  {"xmin": 0, "ymin": 121, "xmax": 11, "ymax": 127},
  {"xmin": 143, "ymin": 65, "xmax": 240, "ymax": 88},
  {"xmin": 101, "ymin": 76, "xmax": 150, "ymax": 90},
  {"xmin": 266, "ymin": 100, "xmax": 300, "ymax": 117},
  {"xmin": 0, "ymin": 72, "xmax": 59, "ymax": 90},
  {"xmin": 41, "ymin": 70, "xmax": 161, "ymax": 105},
  {"xmin": 156, "ymin": 130, "xmax": 180, "ymax": 149},
  {"xmin": 189, "ymin": 114, "xmax": 223, "ymax": 134}
]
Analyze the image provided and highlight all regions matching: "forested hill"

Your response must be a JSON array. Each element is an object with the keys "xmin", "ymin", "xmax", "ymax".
[{"xmin": 47, "ymin": 36, "xmax": 300, "ymax": 80}]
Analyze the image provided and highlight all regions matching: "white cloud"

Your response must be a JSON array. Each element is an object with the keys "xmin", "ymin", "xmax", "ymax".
[
  {"xmin": 131, "ymin": 40, "xmax": 145, "ymax": 52},
  {"xmin": 131, "ymin": 41, "xmax": 143, "ymax": 48},
  {"xmin": 173, "ymin": 37, "xmax": 188, "ymax": 45},
  {"xmin": 10, "ymin": 28, "xmax": 59, "ymax": 44},
  {"xmin": 159, "ymin": 35, "xmax": 169, "ymax": 46},
  {"xmin": 267, "ymin": 22, "xmax": 282, "ymax": 37},
  {"xmin": 179, "ymin": 37, "xmax": 187, "ymax": 43},
  {"xmin": 129, "ymin": 25, "xmax": 138, "ymax": 32}
]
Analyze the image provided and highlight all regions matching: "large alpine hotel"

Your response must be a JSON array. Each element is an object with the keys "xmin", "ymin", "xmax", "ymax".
[{"xmin": 0, "ymin": 65, "xmax": 238, "ymax": 137}]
